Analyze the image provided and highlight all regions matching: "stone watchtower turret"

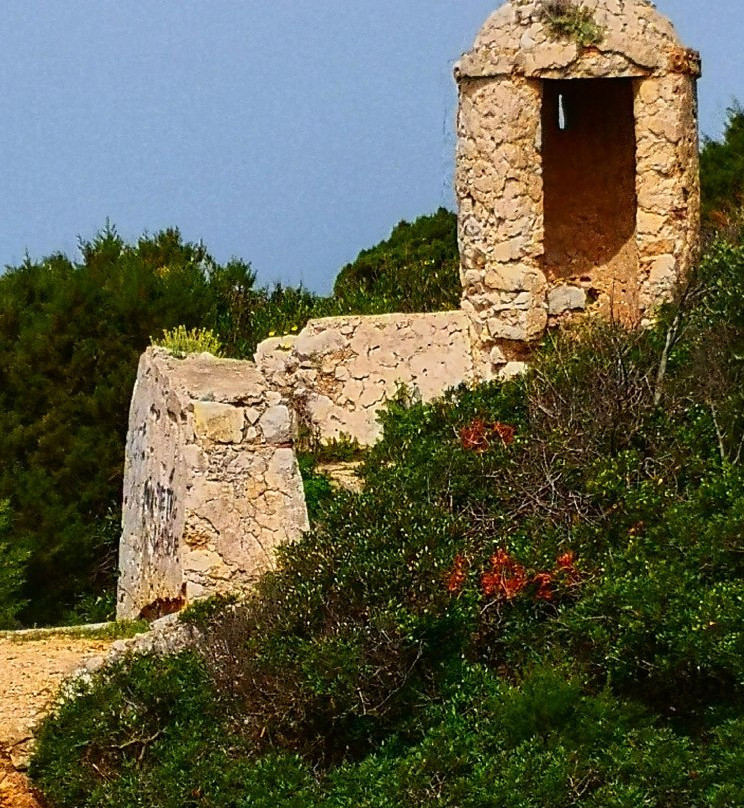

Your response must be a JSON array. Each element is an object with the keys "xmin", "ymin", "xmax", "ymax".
[{"xmin": 455, "ymin": 0, "xmax": 701, "ymax": 378}]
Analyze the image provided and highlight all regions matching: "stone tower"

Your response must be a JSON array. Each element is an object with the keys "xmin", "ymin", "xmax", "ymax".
[{"xmin": 455, "ymin": 0, "xmax": 701, "ymax": 379}]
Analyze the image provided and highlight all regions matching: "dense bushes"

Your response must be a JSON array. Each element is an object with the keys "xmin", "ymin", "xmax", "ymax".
[
  {"xmin": 0, "ymin": 211, "xmax": 459, "ymax": 626},
  {"xmin": 4, "ymin": 104, "xmax": 743, "ymax": 628},
  {"xmin": 0, "ymin": 227, "xmax": 227, "ymax": 624},
  {"xmin": 36, "ymin": 659, "xmax": 744, "ymax": 808},
  {"xmin": 31, "ymin": 230, "xmax": 744, "ymax": 804},
  {"xmin": 0, "ymin": 499, "xmax": 28, "ymax": 628},
  {"xmin": 331, "ymin": 207, "xmax": 460, "ymax": 314},
  {"xmin": 701, "ymin": 105, "xmax": 744, "ymax": 232}
]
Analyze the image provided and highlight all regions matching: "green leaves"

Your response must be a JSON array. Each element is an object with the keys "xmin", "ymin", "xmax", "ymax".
[
  {"xmin": 331, "ymin": 207, "xmax": 460, "ymax": 315},
  {"xmin": 701, "ymin": 104, "xmax": 744, "ymax": 231},
  {"xmin": 0, "ymin": 227, "xmax": 223, "ymax": 624},
  {"xmin": 0, "ymin": 210, "xmax": 462, "ymax": 625},
  {"xmin": 0, "ymin": 499, "xmax": 28, "ymax": 628},
  {"xmin": 30, "ymin": 263, "xmax": 744, "ymax": 804},
  {"xmin": 152, "ymin": 325, "xmax": 224, "ymax": 357}
]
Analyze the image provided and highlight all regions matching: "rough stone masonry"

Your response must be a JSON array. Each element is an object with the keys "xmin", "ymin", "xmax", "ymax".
[
  {"xmin": 456, "ymin": 0, "xmax": 701, "ymax": 378},
  {"xmin": 117, "ymin": 350, "xmax": 309, "ymax": 618},
  {"xmin": 118, "ymin": 0, "xmax": 701, "ymax": 618}
]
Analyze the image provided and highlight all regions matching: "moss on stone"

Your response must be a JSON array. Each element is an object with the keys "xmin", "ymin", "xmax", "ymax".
[{"xmin": 541, "ymin": 1, "xmax": 604, "ymax": 48}]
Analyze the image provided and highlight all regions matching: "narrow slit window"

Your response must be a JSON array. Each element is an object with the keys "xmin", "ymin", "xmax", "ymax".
[{"xmin": 558, "ymin": 93, "xmax": 568, "ymax": 130}]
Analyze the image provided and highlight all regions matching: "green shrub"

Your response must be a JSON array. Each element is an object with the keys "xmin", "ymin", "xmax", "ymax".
[
  {"xmin": 0, "ymin": 500, "xmax": 28, "ymax": 629},
  {"xmin": 0, "ymin": 227, "xmax": 228, "ymax": 624},
  {"xmin": 323, "ymin": 666, "xmax": 703, "ymax": 808},
  {"xmin": 35, "ymin": 658, "xmax": 724, "ymax": 807},
  {"xmin": 0, "ymin": 211, "xmax": 458, "ymax": 626},
  {"xmin": 152, "ymin": 324, "xmax": 223, "ymax": 357},
  {"xmin": 296, "ymin": 454, "xmax": 335, "ymax": 521},
  {"xmin": 28, "ymin": 219, "xmax": 744, "ymax": 803},
  {"xmin": 31, "ymin": 653, "xmax": 233, "ymax": 807},
  {"xmin": 178, "ymin": 593, "xmax": 238, "ymax": 628},
  {"xmin": 331, "ymin": 207, "xmax": 460, "ymax": 315},
  {"xmin": 61, "ymin": 591, "xmax": 117, "ymax": 626},
  {"xmin": 701, "ymin": 105, "xmax": 744, "ymax": 234}
]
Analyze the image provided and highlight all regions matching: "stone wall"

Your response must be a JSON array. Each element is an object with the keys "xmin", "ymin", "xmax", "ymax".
[
  {"xmin": 117, "ymin": 349, "xmax": 309, "ymax": 620},
  {"xmin": 456, "ymin": 74, "xmax": 546, "ymax": 380},
  {"xmin": 256, "ymin": 311, "xmax": 475, "ymax": 445},
  {"xmin": 635, "ymin": 72, "xmax": 701, "ymax": 319}
]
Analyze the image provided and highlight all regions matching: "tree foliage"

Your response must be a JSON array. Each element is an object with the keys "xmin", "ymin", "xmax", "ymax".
[
  {"xmin": 0, "ymin": 227, "xmax": 242, "ymax": 624},
  {"xmin": 19, "ymin": 92, "xmax": 744, "ymax": 802},
  {"xmin": 0, "ymin": 499, "xmax": 28, "ymax": 628},
  {"xmin": 332, "ymin": 207, "xmax": 460, "ymax": 314},
  {"xmin": 701, "ymin": 104, "xmax": 744, "ymax": 232}
]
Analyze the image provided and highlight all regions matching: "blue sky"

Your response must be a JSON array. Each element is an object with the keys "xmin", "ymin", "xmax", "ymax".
[{"xmin": 1, "ymin": 1, "xmax": 741, "ymax": 292}]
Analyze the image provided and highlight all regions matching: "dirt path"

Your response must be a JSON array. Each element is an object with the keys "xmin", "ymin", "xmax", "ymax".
[{"xmin": 0, "ymin": 631, "xmax": 115, "ymax": 808}]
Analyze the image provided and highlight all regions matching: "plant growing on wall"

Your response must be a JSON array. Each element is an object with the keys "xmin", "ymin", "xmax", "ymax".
[
  {"xmin": 541, "ymin": 0, "xmax": 604, "ymax": 48},
  {"xmin": 152, "ymin": 325, "xmax": 223, "ymax": 358}
]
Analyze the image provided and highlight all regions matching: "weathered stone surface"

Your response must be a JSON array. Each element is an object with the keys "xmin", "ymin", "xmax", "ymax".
[
  {"xmin": 500, "ymin": 361, "xmax": 528, "ymax": 380},
  {"xmin": 548, "ymin": 285, "xmax": 587, "ymax": 316},
  {"xmin": 459, "ymin": 0, "xmax": 699, "ymax": 80},
  {"xmin": 77, "ymin": 615, "xmax": 201, "ymax": 678},
  {"xmin": 456, "ymin": 0, "xmax": 700, "ymax": 376},
  {"xmin": 115, "ymin": 0, "xmax": 702, "ymax": 626},
  {"xmin": 117, "ymin": 349, "xmax": 309, "ymax": 619},
  {"xmin": 258, "ymin": 405, "xmax": 292, "ymax": 444},
  {"xmin": 193, "ymin": 402, "xmax": 244, "ymax": 444},
  {"xmin": 256, "ymin": 312, "xmax": 475, "ymax": 445}
]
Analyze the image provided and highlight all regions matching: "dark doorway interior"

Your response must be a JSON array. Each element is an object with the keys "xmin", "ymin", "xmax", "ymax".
[{"xmin": 541, "ymin": 78, "xmax": 638, "ymax": 308}]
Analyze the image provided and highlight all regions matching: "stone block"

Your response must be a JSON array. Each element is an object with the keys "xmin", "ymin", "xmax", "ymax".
[
  {"xmin": 294, "ymin": 328, "xmax": 348, "ymax": 360},
  {"xmin": 646, "ymin": 254, "xmax": 678, "ymax": 300},
  {"xmin": 548, "ymin": 285, "xmax": 587, "ymax": 316},
  {"xmin": 259, "ymin": 405, "xmax": 292, "ymax": 444},
  {"xmin": 500, "ymin": 361, "xmax": 528, "ymax": 380},
  {"xmin": 193, "ymin": 402, "xmax": 244, "ymax": 444},
  {"xmin": 491, "ymin": 236, "xmax": 526, "ymax": 263},
  {"xmin": 488, "ymin": 315, "xmax": 526, "ymax": 342},
  {"xmin": 117, "ymin": 349, "xmax": 309, "ymax": 620},
  {"xmin": 489, "ymin": 345, "xmax": 507, "ymax": 366},
  {"xmin": 484, "ymin": 265, "xmax": 546, "ymax": 293}
]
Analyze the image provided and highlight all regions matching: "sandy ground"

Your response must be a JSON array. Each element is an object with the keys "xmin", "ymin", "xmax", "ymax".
[{"xmin": 0, "ymin": 632, "xmax": 114, "ymax": 807}]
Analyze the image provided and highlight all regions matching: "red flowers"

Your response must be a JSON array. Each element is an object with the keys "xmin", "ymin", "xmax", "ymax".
[
  {"xmin": 459, "ymin": 419, "xmax": 516, "ymax": 453},
  {"xmin": 445, "ymin": 548, "xmax": 580, "ymax": 603},
  {"xmin": 557, "ymin": 551, "xmax": 575, "ymax": 569},
  {"xmin": 533, "ymin": 572, "xmax": 554, "ymax": 601},
  {"xmin": 481, "ymin": 549, "xmax": 527, "ymax": 599},
  {"xmin": 446, "ymin": 554, "xmax": 467, "ymax": 594}
]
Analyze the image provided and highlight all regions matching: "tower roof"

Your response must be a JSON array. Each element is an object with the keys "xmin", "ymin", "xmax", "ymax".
[{"xmin": 456, "ymin": 0, "xmax": 700, "ymax": 81}]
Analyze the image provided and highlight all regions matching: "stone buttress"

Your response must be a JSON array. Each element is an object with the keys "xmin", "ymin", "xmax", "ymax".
[{"xmin": 117, "ymin": 349, "xmax": 309, "ymax": 619}]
